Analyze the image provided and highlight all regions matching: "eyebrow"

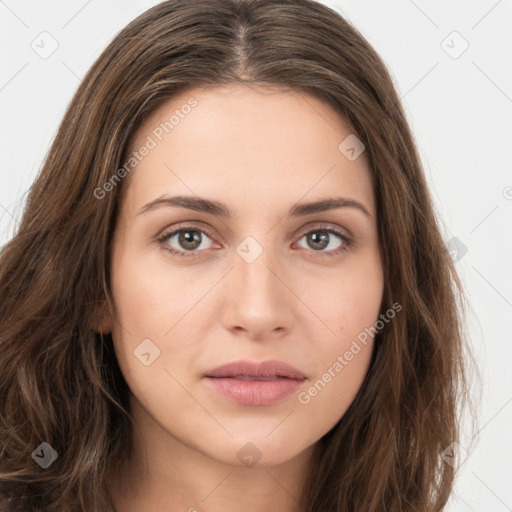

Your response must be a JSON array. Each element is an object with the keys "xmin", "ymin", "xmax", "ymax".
[{"xmin": 138, "ymin": 195, "xmax": 372, "ymax": 218}]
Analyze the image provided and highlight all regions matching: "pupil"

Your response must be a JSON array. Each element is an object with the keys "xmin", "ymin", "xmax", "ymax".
[
  {"xmin": 179, "ymin": 230, "xmax": 201, "ymax": 250},
  {"xmin": 309, "ymin": 231, "xmax": 328, "ymax": 250}
]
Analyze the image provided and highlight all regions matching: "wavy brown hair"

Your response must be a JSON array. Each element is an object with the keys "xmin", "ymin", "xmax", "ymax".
[{"xmin": 0, "ymin": 0, "xmax": 477, "ymax": 510}]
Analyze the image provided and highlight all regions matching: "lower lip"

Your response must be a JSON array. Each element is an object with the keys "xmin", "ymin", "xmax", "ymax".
[{"xmin": 203, "ymin": 377, "xmax": 305, "ymax": 406}]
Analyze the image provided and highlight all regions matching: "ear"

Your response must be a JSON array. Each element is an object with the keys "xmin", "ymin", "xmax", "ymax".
[{"xmin": 92, "ymin": 300, "xmax": 113, "ymax": 334}]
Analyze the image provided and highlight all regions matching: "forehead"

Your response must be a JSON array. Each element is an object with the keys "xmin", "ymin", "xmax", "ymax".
[{"xmin": 121, "ymin": 84, "xmax": 374, "ymax": 218}]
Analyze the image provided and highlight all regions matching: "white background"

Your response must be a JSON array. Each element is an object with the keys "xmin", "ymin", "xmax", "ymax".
[{"xmin": 1, "ymin": 1, "xmax": 511, "ymax": 510}]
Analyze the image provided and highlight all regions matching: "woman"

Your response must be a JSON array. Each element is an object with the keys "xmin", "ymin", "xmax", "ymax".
[{"xmin": 0, "ymin": 0, "xmax": 475, "ymax": 510}]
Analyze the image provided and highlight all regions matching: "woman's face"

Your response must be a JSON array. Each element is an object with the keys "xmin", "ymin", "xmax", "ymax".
[{"xmin": 104, "ymin": 84, "xmax": 383, "ymax": 467}]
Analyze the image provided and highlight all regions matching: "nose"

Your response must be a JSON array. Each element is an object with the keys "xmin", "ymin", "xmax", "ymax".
[{"xmin": 221, "ymin": 244, "xmax": 296, "ymax": 341}]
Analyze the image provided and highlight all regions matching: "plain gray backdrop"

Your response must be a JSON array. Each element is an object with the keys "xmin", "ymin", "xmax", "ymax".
[{"xmin": 1, "ymin": 1, "xmax": 511, "ymax": 510}]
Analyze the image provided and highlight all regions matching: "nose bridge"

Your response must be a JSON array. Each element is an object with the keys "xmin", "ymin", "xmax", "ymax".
[
  {"xmin": 222, "ymin": 234, "xmax": 294, "ymax": 336},
  {"xmin": 233, "ymin": 239, "xmax": 282, "ymax": 307}
]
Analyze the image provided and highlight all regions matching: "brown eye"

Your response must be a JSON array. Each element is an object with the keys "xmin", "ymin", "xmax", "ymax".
[
  {"xmin": 175, "ymin": 230, "xmax": 203, "ymax": 250},
  {"xmin": 303, "ymin": 230, "xmax": 333, "ymax": 251},
  {"xmin": 295, "ymin": 226, "xmax": 353, "ymax": 257},
  {"xmin": 158, "ymin": 227, "xmax": 215, "ymax": 257}
]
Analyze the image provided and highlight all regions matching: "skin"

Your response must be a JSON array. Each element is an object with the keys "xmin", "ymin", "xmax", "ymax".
[{"xmin": 100, "ymin": 83, "xmax": 384, "ymax": 512}]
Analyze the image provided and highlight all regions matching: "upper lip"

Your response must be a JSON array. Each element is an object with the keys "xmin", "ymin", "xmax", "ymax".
[{"xmin": 204, "ymin": 359, "xmax": 307, "ymax": 380}]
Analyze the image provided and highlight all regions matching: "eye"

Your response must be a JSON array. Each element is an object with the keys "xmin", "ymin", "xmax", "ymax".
[
  {"xmin": 295, "ymin": 225, "xmax": 353, "ymax": 257},
  {"xmin": 157, "ymin": 223, "xmax": 353, "ymax": 259},
  {"xmin": 157, "ymin": 226, "xmax": 216, "ymax": 258}
]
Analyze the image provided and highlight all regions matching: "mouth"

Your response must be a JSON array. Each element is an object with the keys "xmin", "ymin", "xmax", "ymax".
[
  {"xmin": 203, "ymin": 359, "xmax": 307, "ymax": 406},
  {"xmin": 224, "ymin": 375, "xmax": 289, "ymax": 381},
  {"xmin": 204, "ymin": 359, "xmax": 307, "ymax": 380}
]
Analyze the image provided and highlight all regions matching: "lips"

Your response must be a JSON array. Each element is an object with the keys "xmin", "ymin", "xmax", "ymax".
[
  {"xmin": 204, "ymin": 359, "xmax": 307, "ymax": 380},
  {"xmin": 203, "ymin": 359, "xmax": 307, "ymax": 406}
]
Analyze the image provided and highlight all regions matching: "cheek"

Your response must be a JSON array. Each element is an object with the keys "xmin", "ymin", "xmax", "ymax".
[
  {"xmin": 111, "ymin": 264, "xmax": 161, "ymax": 334},
  {"xmin": 108, "ymin": 253, "xmax": 192, "ymax": 418},
  {"xmin": 109, "ymin": 245, "xmax": 170, "ymax": 378},
  {"xmin": 109, "ymin": 244, "xmax": 215, "ymax": 381},
  {"xmin": 312, "ymin": 250, "xmax": 383, "ymax": 344},
  {"xmin": 297, "ymin": 253, "xmax": 383, "ymax": 414},
  {"xmin": 110, "ymin": 245, "xmax": 189, "ymax": 336},
  {"xmin": 294, "ymin": 319, "xmax": 377, "ymax": 436}
]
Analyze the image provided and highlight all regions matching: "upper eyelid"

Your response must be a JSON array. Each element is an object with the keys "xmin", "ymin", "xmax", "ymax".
[
  {"xmin": 158, "ymin": 223, "xmax": 216, "ymax": 242},
  {"xmin": 295, "ymin": 222, "xmax": 351, "ymax": 238}
]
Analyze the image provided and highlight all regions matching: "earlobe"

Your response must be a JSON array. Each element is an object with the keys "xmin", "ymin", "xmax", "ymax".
[
  {"xmin": 92, "ymin": 302, "xmax": 113, "ymax": 335},
  {"xmin": 94, "ymin": 320, "xmax": 112, "ymax": 336}
]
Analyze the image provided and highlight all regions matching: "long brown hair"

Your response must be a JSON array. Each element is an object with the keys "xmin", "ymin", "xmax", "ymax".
[{"xmin": 0, "ymin": 1, "xmax": 477, "ymax": 510}]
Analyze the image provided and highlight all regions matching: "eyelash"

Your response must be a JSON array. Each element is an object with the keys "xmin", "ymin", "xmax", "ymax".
[{"xmin": 157, "ymin": 223, "xmax": 354, "ymax": 260}]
